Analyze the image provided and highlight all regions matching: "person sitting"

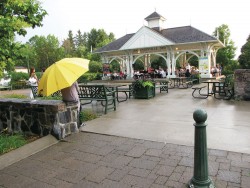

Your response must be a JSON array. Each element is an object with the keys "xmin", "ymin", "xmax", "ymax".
[
  {"xmin": 185, "ymin": 69, "xmax": 191, "ymax": 77},
  {"xmin": 159, "ymin": 69, "xmax": 166, "ymax": 78},
  {"xmin": 123, "ymin": 70, "xmax": 127, "ymax": 79},
  {"xmin": 61, "ymin": 81, "xmax": 83, "ymax": 128},
  {"xmin": 119, "ymin": 71, "xmax": 124, "ymax": 80}
]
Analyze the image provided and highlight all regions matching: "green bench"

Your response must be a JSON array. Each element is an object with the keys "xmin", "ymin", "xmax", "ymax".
[
  {"xmin": 192, "ymin": 86, "xmax": 208, "ymax": 99},
  {"xmin": 0, "ymin": 85, "xmax": 12, "ymax": 91},
  {"xmin": 77, "ymin": 84, "xmax": 116, "ymax": 114},
  {"xmin": 30, "ymin": 86, "xmax": 62, "ymax": 98},
  {"xmin": 155, "ymin": 81, "xmax": 168, "ymax": 93}
]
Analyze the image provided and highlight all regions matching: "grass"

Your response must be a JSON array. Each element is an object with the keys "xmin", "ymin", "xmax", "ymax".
[
  {"xmin": 79, "ymin": 109, "xmax": 98, "ymax": 122},
  {"xmin": 0, "ymin": 94, "xmax": 28, "ymax": 99},
  {"xmin": 0, "ymin": 134, "xmax": 28, "ymax": 155}
]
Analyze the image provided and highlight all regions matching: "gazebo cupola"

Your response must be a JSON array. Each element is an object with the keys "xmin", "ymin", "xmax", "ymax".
[{"xmin": 144, "ymin": 11, "xmax": 166, "ymax": 31}]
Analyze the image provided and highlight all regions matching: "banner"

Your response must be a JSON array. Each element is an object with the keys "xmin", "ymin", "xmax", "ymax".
[{"xmin": 199, "ymin": 57, "xmax": 209, "ymax": 74}]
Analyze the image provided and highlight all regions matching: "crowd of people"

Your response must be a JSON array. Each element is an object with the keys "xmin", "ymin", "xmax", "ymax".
[{"xmin": 110, "ymin": 70, "xmax": 127, "ymax": 80}]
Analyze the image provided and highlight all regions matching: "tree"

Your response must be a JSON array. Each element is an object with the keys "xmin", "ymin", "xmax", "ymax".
[
  {"xmin": 15, "ymin": 43, "xmax": 37, "ymax": 70},
  {"xmin": 87, "ymin": 29, "xmax": 115, "ymax": 52},
  {"xmin": 28, "ymin": 35, "xmax": 64, "ymax": 70},
  {"xmin": 75, "ymin": 30, "xmax": 85, "ymax": 48},
  {"xmin": 0, "ymin": 0, "xmax": 47, "ymax": 76},
  {"xmin": 238, "ymin": 34, "xmax": 250, "ymax": 69},
  {"xmin": 212, "ymin": 24, "xmax": 237, "ymax": 74},
  {"xmin": 89, "ymin": 61, "xmax": 103, "ymax": 73}
]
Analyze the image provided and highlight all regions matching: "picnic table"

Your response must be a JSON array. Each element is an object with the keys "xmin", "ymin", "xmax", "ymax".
[
  {"xmin": 192, "ymin": 79, "xmax": 227, "ymax": 99},
  {"xmin": 169, "ymin": 77, "xmax": 194, "ymax": 89}
]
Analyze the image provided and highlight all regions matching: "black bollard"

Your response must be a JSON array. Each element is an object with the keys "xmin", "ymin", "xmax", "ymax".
[{"xmin": 188, "ymin": 109, "xmax": 215, "ymax": 188}]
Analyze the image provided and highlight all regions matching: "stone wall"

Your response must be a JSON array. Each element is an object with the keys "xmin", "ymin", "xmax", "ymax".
[
  {"xmin": 234, "ymin": 69, "xmax": 250, "ymax": 100},
  {"xmin": 0, "ymin": 99, "xmax": 79, "ymax": 139}
]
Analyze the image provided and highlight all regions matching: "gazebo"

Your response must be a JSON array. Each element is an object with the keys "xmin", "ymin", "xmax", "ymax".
[{"xmin": 94, "ymin": 11, "xmax": 224, "ymax": 78}]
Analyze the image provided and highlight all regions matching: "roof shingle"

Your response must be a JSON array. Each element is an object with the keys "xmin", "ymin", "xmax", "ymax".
[{"xmin": 94, "ymin": 26, "xmax": 218, "ymax": 53}]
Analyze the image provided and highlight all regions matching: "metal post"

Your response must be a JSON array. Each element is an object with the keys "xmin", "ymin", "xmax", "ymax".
[{"xmin": 188, "ymin": 109, "xmax": 215, "ymax": 188}]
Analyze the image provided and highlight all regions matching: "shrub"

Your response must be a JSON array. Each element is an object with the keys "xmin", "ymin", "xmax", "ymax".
[
  {"xmin": 78, "ymin": 72, "xmax": 102, "ymax": 83},
  {"xmin": 9, "ymin": 72, "xmax": 29, "ymax": 83},
  {"xmin": 79, "ymin": 109, "xmax": 98, "ymax": 122}
]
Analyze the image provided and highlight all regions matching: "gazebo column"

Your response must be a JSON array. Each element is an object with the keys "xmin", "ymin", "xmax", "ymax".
[
  {"xmin": 129, "ymin": 54, "xmax": 134, "ymax": 78},
  {"xmin": 169, "ymin": 52, "xmax": 176, "ymax": 78}
]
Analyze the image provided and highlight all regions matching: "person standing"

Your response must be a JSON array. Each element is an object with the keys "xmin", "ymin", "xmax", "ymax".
[
  {"xmin": 28, "ymin": 67, "xmax": 38, "ymax": 99},
  {"xmin": 29, "ymin": 67, "xmax": 38, "ymax": 85}
]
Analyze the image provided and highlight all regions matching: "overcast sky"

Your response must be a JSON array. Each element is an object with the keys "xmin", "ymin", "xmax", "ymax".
[{"xmin": 17, "ymin": 0, "xmax": 250, "ymax": 58}]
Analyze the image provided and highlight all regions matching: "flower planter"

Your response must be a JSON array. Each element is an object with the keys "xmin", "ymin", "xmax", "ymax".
[{"xmin": 134, "ymin": 85, "xmax": 155, "ymax": 99}]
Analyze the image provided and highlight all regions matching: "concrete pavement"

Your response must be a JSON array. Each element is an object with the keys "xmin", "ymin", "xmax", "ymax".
[{"xmin": 0, "ymin": 86, "xmax": 250, "ymax": 187}]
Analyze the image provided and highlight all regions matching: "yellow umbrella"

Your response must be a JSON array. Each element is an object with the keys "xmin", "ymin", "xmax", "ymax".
[{"xmin": 38, "ymin": 58, "xmax": 89, "ymax": 96}]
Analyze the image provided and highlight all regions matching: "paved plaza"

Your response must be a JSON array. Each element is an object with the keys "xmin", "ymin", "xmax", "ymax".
[{"xmin": 0, "ymin": 87, "xmax": 250, "ymax": 187}]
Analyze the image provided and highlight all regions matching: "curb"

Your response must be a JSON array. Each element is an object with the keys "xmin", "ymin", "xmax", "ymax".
[{"xmin": 0, "ymin": 135, "xmax": 59, "ymax": 170}]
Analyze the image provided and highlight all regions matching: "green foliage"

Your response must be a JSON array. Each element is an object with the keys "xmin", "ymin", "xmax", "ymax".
[
  {"xmin": 28, "ymin": 35, "xmax": 65, "ymax": 69},
  {"xmin": 0, "ymin": 0, "xmax": 47, "ymax": 75},
  {"xmin": 78, "ymin": 72, "xmax": 102, "ymax": 83},
  {"xmin": 221, "ymin": 60, "xmax": 240, "ymax": 75},
  {"xmin": 109, "ymin": 60, "xmax": 120, "ymax": 72},
  {"xmin": 151, "ymin": 56, "xmax": 167, "ymax": 69},
  {"xmin": 212, "ymin": 25, "xmax": 237, "ymax": 73},
  {"xmin": 0, "ymin": 94, "xmax": 28, "ymax": 99},
  {"xmin": 89, "ymin": 61, "xmax": 103, "ymax": 73},
  {"xmin": 41, "ymin": 96, "xmax": 62, "ymax": 100},
  {"xmin": 79, "ymin": 109, "xmax": 98, "ymax": 122},
  {"xmin": 188, "ymin": 55, "xmax": 199, "ymax": 68},
  {"xmin": 238, "ymin": 35, "xmax": 250, "ymax": 69},
  {"xmin": 87, "ymin": 28, "xmax": 115, "ymax": 52},
  {"xmin": 10, "ymin": 72, "xmax": 29, "ymax": 82},
  {"xmin": 0, "ymin": 134, "xmax": 27, "ymax": 155},
  {"xmin": 133, "ymin": 80, "xmax": 154, "ymax": 88},
  {"xmin": 133, "ymin": 61, "xmax": 144, "ymax": 71}
]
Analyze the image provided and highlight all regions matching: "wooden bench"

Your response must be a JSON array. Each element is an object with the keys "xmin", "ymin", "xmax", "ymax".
[
  {"xmin": 192, "ymin": 86, "xmax": 208, "ymax": 99},
  {"xmin": 77, "ymin": 84, "xmax": 116, "ymax": 114}
]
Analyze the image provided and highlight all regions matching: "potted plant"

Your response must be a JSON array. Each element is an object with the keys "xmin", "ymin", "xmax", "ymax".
[{"xmin": 132, "ymin": 79, "xmax": 155, "ymax": 99}]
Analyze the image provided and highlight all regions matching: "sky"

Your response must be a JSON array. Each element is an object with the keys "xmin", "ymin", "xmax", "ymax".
[{"xmin": 17, "ymin": 0, "xmax": 250, "ymax": 58}]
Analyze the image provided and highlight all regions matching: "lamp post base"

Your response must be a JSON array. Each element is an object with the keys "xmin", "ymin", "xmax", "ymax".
[{"xmin": 188, "ymin": 177, "xmax": 215, "ymax": 188}]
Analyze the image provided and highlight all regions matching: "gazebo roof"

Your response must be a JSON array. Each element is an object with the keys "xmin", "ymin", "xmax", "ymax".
[
  {"xmin": 144, "ymin": 11, "xmax": 165, "ymax": 21},
  {"xmin": 94, "ymin": 25, "xmax": 218, "ymax": 53}
]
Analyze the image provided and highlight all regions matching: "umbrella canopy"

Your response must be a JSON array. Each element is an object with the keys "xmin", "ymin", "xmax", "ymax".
[{"xmin": 38, "ymin": 58, "xmax": 89, "ymax": 96}]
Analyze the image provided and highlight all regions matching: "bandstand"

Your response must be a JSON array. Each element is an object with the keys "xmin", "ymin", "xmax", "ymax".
[{"xmin": 94, "ymin": 11, "xmax": 224, "ymax": 78}]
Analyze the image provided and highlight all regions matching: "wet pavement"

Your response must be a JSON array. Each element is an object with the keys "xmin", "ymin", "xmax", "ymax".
[{"xmin": 0, "ymin": 86, "xmax": 250, "ymax": 187}]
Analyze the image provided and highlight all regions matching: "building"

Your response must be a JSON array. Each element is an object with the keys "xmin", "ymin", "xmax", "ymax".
[
  {"xmin": 94, "ymin": 11, "xmax": 224, "ymax": 78},
  {"xmin": 15, "ymin": 66, "xmax": 28, "ymax": 73}
]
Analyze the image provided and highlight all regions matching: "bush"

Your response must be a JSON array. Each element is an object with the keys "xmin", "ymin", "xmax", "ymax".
[
  {"xmin": 89, "ymin": 61, "xmax": 103, "ymax": 73},
  {"xmin": 78, "ymin": 72, "xmax": 102, "ymax": 83},
  {"xmin": 10, "ymin": 72, "xmax": 29, "ymax": 83},
  {"xmin": 79, "ymin": 109, "xmax": 98, "ymax": 122}
]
